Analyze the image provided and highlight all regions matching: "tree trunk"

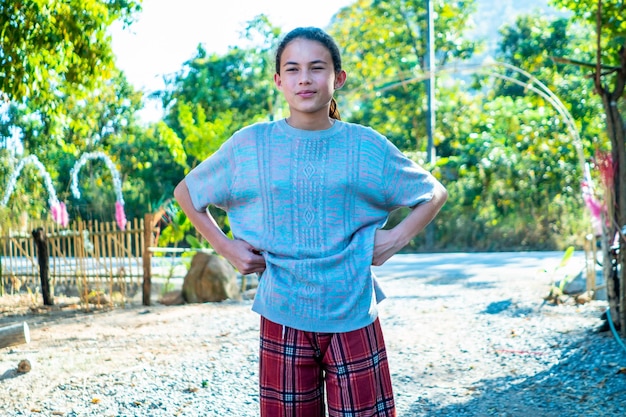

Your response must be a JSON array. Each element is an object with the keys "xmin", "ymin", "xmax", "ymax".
[
  {"xmin": 621, "ymin": 252, "xmax": 626, "ymax": 336},
  {"xmin": 602, "ymin": 93, "xmax": 624, "ymax": 333},
  {"xmin": 0, "ymin": 322, "xmax": 30, "ymax": 349},
  {"xmin": 32, "ymin": 227, "xmax": 54, "ymax": 306},
  {"xmin": 597, "ymin": 55, "xmax": 626, "ymax": 335},
  {"xmin": 618, "ymin": 46, "xmax": 626, "ymax": 337}
]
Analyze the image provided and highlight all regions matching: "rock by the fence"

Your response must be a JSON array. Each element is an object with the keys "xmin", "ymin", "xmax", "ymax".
[
  {"xmin": 575, "ymin": 290, "xmax": 594, "ymax": 305},
  {"xmin": 182, "ymin": 252, "xmax": 241, "ymax": 303},
  {"xmin": 159, "ymin": 290, "xmax": 185, "ymax": 306}
]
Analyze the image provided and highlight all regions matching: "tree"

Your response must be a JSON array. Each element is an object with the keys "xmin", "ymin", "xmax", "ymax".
[
  {"xmin": 0, "ymin": 0, "xmax": 141, "ymax": 111},
  {"xmin": 0, "ymin": 67, "xmax": 148, "ymax": 224},
  {"xmin": 0, "ymin": 1, "xmax": 154, "ymax": 226},
  {"xmin": 110, "ymin": 121, "xmax": 187, "ymax": 221},
  {"xmin": 326, "ymin": 1, "xmax": 592, "ymax": 251},
  {"xmin": 550, "ymin": 0, "xmax": 626, "ymax": 334},
  {"xmin": 156, "ymin": 15, "xmax": 283, "ymax": 246},
  {"xmin": 160, "ymin": 15, "xmax": 282, "ymax": 168},
  {"xmin": 327, "ymin": 0, "xmax": 480, "ymax": 151}
]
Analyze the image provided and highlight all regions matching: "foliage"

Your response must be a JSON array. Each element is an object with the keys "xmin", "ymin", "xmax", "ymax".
[
  {"xmin": 550, "ymin": 0, "xmax": 626, "ymax": 57},
  {"xmin": 0, "ymin": 0, "xmax": 188, "ymax": 227},
  {"xmin": 0, "ymin": 1, "xmax": 146, "ymax": 226},
  {"xmin": 445, "ymin": 14, "xmax": 602, "ymax": 251},
  {"xmin": 107, "ymin": 121, "xmax": 187, "ymax": 221},
  {"xmin": 0, "ymin": 69, "xmax": 149, "ymax": 223},
  {"xmin": 158, "ymin": 205, "xmax": 231, "ymax": 257},
  {"xmin": 549, "ymin": 0, "xmax": 626, "ymax": 332},
  {"xmin": 155, "ymin": 16, "xmax": 282, "ymax": 244},
  {"xmin": 0, "ymin": 1, "xmax": 616, "ymax": 255},
  {"xmin": 493, "ymin": 13, "xmax": 605, "ymax": 148},
  {"xmin": 159, "ymin": 15, "xmax": 282, "ymax": 168},
  {"xmin": 424, "ymin": 91, "xmax": 588, "ymax": 251},
  {"xmin": 175, "ymin": 101, "xmax": 232, "ymax": 165},
  {"xmin": 328, "ymin": 0, "xmax": 481, "ymax": 150},
  {"xmin": 0, "ymin": 0, "xmax": 141, "ymax": 111}
]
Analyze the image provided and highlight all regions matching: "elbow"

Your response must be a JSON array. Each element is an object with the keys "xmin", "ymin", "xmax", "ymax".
[
  {"xmin": 440, "ymin": 185, "xmax": 449, "ymax": 204},
  {"xmin": 173, "ymin": 180, "xmax": 187, "ymax": 204},
  {"xmin": 435, "ymin": 181, "xmax": 448, "ymax": 206}
]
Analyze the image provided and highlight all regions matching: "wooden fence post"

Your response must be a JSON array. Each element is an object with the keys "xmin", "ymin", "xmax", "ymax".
[
  {"xmin": 142, "ymin": 213, "xmax": 153, "ymax": 306},
  {"xmin": 32, "ymin": 227, "xmax": 53, "ymax": 306}
]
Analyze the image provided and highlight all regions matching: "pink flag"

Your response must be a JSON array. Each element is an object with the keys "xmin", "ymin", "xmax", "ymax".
[
  {"xmin": 51, "ymin": 201, "xmax": 69, "ymax": 228},
  {"xmin": 115, "ymin": 200, "xmax": 127, "ymax": 231},
  {"xmin": 583, "ymin": 194, "xmax": 603, "ymax": 220}
]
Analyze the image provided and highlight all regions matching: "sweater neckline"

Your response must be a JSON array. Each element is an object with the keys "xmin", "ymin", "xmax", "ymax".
[{"xmin": 278, "ymin": 118, "xmax": 342, "ymax": 139}]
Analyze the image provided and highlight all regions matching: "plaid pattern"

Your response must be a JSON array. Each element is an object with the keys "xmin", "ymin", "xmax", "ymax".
[{"xmin": 259, "ymin": 317, "xmax": 396, "ymax": 417}]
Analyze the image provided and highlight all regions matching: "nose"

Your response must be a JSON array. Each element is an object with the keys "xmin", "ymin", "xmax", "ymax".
[{"xmin": 299, "ymin": 69, "xmax": 312, "ymax": 84}]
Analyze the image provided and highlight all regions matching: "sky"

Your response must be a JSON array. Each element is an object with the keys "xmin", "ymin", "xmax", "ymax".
[{"xmin": 110, "ymin": 0, "xmax": 353, "ymax": 122}]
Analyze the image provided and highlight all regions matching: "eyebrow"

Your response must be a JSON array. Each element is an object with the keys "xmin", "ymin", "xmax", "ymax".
[{"xmin": 283, "ymin": 59, "xmax": 329, "ymax": 67}]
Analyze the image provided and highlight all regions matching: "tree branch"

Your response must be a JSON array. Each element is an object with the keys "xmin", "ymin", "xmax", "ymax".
[
  {"xmin": 549, "ymin": 56, "xmax": 620, "ymax": 72},
  {"xmin": 615, "ymin": 44, "xmax": 626, "ymax": 98},
  {"xmin": 595, "ymin": 0, "xmax": 605, "ymax": 95}
]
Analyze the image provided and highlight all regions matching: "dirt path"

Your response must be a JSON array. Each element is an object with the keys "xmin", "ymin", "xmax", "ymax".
[{"xmin": 1, "ymin": 252, "xmax": 624, "ymax": 416}]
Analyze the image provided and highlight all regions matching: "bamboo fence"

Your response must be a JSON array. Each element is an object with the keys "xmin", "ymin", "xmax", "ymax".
[{"xmin": 0, "ymin": 218, "xmax": 146, "ymax": 304}]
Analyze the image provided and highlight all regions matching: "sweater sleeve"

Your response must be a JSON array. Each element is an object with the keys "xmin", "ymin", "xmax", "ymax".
[
  {"xmin": 381, "ymin": 140, "xmax": 438, "ymax": 210},
  {"xmin": 184, "ymin": 139, "xmax": 235, "ymax": 212}
]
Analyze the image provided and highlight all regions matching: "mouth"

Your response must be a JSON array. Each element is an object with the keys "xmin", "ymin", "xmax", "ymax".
[{"xmin": 297, "ymin": 90, "xmax": 316, "ymax": 98}]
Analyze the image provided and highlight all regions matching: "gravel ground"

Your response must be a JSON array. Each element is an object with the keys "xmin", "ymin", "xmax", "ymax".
[{"xmin": 1, "ymin": 252, "xmax": 625, "ymax": 416}]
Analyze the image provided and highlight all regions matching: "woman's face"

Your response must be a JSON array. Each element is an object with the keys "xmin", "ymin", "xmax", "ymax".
[{"xmin": 274, "ymin": 38, "xmax": 346, "ymax": 123}]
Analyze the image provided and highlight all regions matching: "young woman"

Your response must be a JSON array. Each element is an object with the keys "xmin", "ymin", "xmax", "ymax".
[{"xmin": 174, "ymin": 26, "xmax": 447, "ymax": 417}]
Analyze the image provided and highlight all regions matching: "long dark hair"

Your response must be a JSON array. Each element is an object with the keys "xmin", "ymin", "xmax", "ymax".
[{"xmin": 275, "ymin": 27, "xmax": 342, "ymax": 120}]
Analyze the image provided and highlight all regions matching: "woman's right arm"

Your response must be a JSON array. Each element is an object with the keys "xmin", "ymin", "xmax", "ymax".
[{"xmin": 173, "ymin": 179, "xmax": 266, "ymax": 274}]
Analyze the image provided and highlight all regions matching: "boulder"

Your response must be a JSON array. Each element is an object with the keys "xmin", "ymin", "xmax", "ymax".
[
  {"xmin": 182, "ymin": 252, "xmax": 241, "ymax": 303},
  {"xmin": 159, "ymin": 290, "xmax": 185, "ymax": 306}
]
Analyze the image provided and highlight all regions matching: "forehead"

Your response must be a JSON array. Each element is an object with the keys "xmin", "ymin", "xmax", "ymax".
[{"xmin": 280, "ymin": 38, "xmax": 332, "ymax": 65}]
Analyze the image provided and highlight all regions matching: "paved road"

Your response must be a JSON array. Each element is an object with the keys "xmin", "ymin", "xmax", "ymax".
[
  {"xmin": 373, "ymin": 250, "xmax": 602, "ymax": 299},
  {"xmin": 375, "ymin": 250, "xmax": 588, "ymax": 279}
]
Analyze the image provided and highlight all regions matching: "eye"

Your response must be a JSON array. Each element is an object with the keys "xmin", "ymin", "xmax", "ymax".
[{"xmin": 285, "ymin": 67, "xmax": 298, "ymax": 72}]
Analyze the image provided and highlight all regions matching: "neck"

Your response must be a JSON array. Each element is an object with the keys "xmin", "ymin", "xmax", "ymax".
[{"xmin": 286, "ymin": 113, "xmax": 335, "ymax": 131}]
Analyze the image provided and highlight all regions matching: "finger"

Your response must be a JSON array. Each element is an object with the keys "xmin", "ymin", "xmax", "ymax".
[{"xmin": 239, "ymin": 264, "xmax": 266, "ymax": 275}]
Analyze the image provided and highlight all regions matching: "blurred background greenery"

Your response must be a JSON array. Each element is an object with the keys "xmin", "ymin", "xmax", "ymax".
[{"xmin": 1, "ymin": 0, "xmax": 622, "ymax": 253}]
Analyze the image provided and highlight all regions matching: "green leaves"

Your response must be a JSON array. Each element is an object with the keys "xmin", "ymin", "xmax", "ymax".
[
  {"xmin": 160, "ymin": 16, "xmax": 282, "ymax": 168},
  {"xmin": 177, "ymin": 101, "xmax": 232, "ymax": 164},
  {"xmin": 1, "ymin": 1, "xmax": 617, "ymax": 252},
  {"xmin": 0, "ymin": 0, "xmax": 141, "ymax": 110},
  {"xmin": 328, "ymin": 0, "xmax": 481, "ymax": 150}
]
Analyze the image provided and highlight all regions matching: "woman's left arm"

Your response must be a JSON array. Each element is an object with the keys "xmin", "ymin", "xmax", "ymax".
[{"xmin": 372, "ymin": 180, "xmax": 448, "ymax": 266}]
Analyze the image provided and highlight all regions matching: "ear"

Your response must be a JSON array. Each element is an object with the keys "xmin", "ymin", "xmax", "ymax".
[
  {"xmin": 334, "ymin": 70, "xmax": 347, "ymax": 90},
  {"xmin": 274, "ymin": 73, "xmax": 283, "ymax": 89}
]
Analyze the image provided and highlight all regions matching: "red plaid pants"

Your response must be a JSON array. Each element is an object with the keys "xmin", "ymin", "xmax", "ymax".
[{"xmin": 259, "ymin": 317, "xmax": 396, "ymax": 417}]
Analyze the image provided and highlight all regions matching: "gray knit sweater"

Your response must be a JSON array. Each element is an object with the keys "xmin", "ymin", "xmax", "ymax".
[{"xmin": 186, "ymin": 119, "xmax": 437, "ymax": 332}]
